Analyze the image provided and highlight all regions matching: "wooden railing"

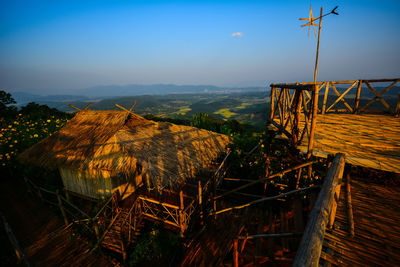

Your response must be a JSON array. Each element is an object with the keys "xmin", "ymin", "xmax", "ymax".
[
  {"xmin": 269, "ymin": 78, "xmax": 400, "ymax": 150},
  {"xmin": 293, "ymin": 153, "xmax": 345, "ymax": 267},
  {"xmin": 23, "ymin": 177, "xmax": 123, "ymax": 242}
]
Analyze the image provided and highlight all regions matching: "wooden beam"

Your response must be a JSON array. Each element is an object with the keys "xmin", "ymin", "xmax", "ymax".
[
  {"xmin": 212, "ymin": 185, "xmax": 319, "ymax": 215},
  {"xmin": 268, "ymin": 118, "xmax": 293, "ymax": 140},
  {"xmin": 353, "ymin": 80, "xmax": 362, "ymax": 114},
  {"xmin": 359, "ymin": 80, "xmax": 397, "ymax": 114},
  {"xmin": 129, "ymin": 100, "xmax": 137, "ymax": 111},
  {"xmin": 83, "ymin": 102, "xmax": 93, "ymax": 110},
  {"xmin": 233, "ymin": 239, "xmax": 239, "ymax": 267},
  {"xmin": 67, "ymin": 103, "xmax": 81, "ymax": 111},
  {"xmin": 269, "ymin": 84, "xmax": 315, "ymax": 91},
  {"xmin": 1, "ymin": 213, "xmax": 32, "ymax": 266},
  {"xmin": 345, "ymin": 172, "xmax": 354, "ymax": 237},
  {"xmin": 271, "ymin": 78, "xmax": 399, "ymax": 87},
  {"xmin": 115, "ymin": 104, "xmax": 136, "ymax": 115},
  {"xmin": 293, "ymin": 153, "xmax": 345, "ymax": 267},
  {"xmin": 321, "ymin": 82, "xmax": 330, "ymax": 114},
  {"xmin": 307, "ymin": 85, "xmax": 319, "ymax": 157},
  {"xmin": 270, "ymin": 87, "xmax": 276, "ymax": 120},
  {"xmin": 326, "ymin": 81, "xmax": 356, "ymax": 113},
  {"xmin": 214, "ymin": 160, "xmax": 318, "ymax": 200},
  {"xmin": 179, "ymin": 190, "xmax": 185, "ymax": 237},
  {"xmin": 236, "ymin": 232, "xmax": 303, "ymax": 239},
  {"xmin": 138, "ymin": 196, "xmax": 180, "ymax": 210},
  {"xmin": 396, "ymin": 89, "xmax": 400, "ymax": 117}
]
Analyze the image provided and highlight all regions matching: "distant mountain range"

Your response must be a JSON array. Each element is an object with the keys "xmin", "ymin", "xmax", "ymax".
[
  {"xmin": 11, "ymin": 84, "xmax": 267, "ymax": 105},
  {"xmin": 76, "ymin": 84, "xmax": 266, "ymax": 97}
]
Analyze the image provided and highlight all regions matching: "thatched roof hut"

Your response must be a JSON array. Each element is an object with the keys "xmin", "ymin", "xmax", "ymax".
[{"xmin": 19, "ymin": 110, "xmax": 230, "ymax": 199}]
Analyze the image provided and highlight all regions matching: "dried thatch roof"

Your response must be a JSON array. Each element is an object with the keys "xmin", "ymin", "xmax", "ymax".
[{"xmin": 19, "ymin": 110, "xmax": 230, "ymax": 189}]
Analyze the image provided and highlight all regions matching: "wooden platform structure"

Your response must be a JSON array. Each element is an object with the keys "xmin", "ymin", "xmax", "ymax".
[
  {"xmin": 321, "ymin": 175, "xmax": 400, "ymax": 266},
  {"xmin": 298, "ymin": 114, "xmax": 400, "ymax": 173},
  {"xmin": 293, "ymin": 154, "xmax": 400, "ymax": 266},
  {"xmin": 269, "ymin": 78, "xmax": 400, "ymax": 174}
]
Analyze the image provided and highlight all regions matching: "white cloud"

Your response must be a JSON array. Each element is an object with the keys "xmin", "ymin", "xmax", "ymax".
[{"xmin": 231, "ymin": 32, "xmax": 243, "ymax": 38}]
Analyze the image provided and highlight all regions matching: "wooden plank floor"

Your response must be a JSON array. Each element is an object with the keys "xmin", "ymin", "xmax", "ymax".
[
  {"xmin": 320, "ymin": 177, "xmax": 400, "ymax": 266},
  {"xmin": 295, "ymin": 114, "xmax": 400, "ymax": 174}
]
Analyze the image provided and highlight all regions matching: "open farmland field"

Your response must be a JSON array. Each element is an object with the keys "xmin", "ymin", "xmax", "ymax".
[{"xmin": 57, "ymin": 91, "xmax": 270, "ymax": 128}]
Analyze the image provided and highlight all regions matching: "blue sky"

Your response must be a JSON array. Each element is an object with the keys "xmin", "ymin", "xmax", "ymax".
[{"xmin": 1, "ymin": 0, "xmax": 399, "ymax": 94}]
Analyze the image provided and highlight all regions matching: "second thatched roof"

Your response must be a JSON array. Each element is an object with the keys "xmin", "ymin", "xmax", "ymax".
[{"xmin": 19, "ymin": 110, "xmax": 230, "ymax": 189}]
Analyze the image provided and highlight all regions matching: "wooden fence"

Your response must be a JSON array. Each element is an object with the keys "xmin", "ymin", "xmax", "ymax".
[
  {"xmin": 269, "ymin": 78, "xmax": 400, "ymax": 150},
  {"xmin": 293, "ymin": 153, "xmax": 346, "ymax": 267},
  {"xmin": 226, "ymin": 153, "xmax": 345, "ymax": 266}
]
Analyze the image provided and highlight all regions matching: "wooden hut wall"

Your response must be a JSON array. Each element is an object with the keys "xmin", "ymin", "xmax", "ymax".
[{"xmin": 59, "ymin": 167, "xmax": 114, "ymax": 199}]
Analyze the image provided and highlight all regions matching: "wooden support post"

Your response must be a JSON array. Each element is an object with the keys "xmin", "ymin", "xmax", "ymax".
[
  {"xmin": 1, "ymin": 213, "xmax": 31, "ymax": 266},
  {"xmin": 296, "ymin": 168, "xmax": 302, "ymax": 189},
  {"xmin": 292, "ymin": 89, "xmax": 302, "ymax": 145},
  {"xmin": 345, "ymin": 173, "xmax": 354, "ymax": 237},
  {"xmin": 307, "ymin": 6, "xmax": 323, "ymax": 158},
  {"xmin": 93, "ymin": 221, "xmax": 100, "ymax": 242},
  {"xmin": 307, "ymin": 87, "xmax": 319, "ymax": 158},
  {"xmin": 396, "ymin": 89, "xmax": 400, "ymax": 117},
  {"xmin": 281, "ymin": 89, "xmax": 286, "ymax": 123},
  {"xmin": 270, "ymin": 87, "xmax": 276, "ymax": 120},
  {"xmin": 56, "ymin": 190, "xmax": 69, "ymax": 226},
  {"xmin": 233, "ymin": 238, "xmax": 239, "ymax": 267},
  {"xmin": 322, "ymin": 82, "xmax": 330, "ymax": 114},
  {"xmin": 354, "ymin": 80, "xmax": 362, "ymax": 114},
  {"xmin": 308, "ymin": 164, "xmax": 312, "ymax": 181},
  {"xmin": 328, "ymin": 183, "xmax": 341, "ymax": 229},
  {"xmin": 198, "ymin": 179, "xmax": 203, "ymax": 224},
  {"xmin": 179, "ymin": 190, "xmax": 185, "ymax": 237}
]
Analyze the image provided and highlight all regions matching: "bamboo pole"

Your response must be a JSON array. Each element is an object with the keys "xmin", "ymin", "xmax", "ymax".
[
  {"xmin": 270, "ymin": 87, "xmax": 276, "ymax": 120},
  {"xmin": 345, "ymin": 173, "xmax": 355, "ymax": 237},
  {"xmin": 1, "ymin": 213, "xmax": 31, "ymax": 266},
  {"xmin": 236, "ymin": 232, "xmax": 303, "ymax": 239},
  {"xmin": 233, "ymin": 238, "xmax": 239, "ymax": 267},
  {"xmin": 198, "ymin": 179, "xmax": 203, "ymax": 224},
  {"xmin": 179, "ymin": 190, "xmax": 185, "ymax": 237},
  {"xmin": 293, "ymin": 153, "xmax": 345, "ymax": 267},
  {"xmin": 353, "ymin": 80, "xmax": 362, "ymax": 114},
  {"xmin": 396, "ymin": 89, "xmax": 400, "ymax": 117},
  {"xmin": 212, "ymin": 185, "xmax": 319, "ymax": 215},
  {"xmin": 322, "ymin": 82, "xmax": 330, "ymax": 114},
  {"xmin": 328, "ymin": 183, "xmax": 341, "ymax": 229},
  {"xmin": 56, "ymin": 190, "xmax": 69, "ymax": 226},
  {"xmin": 93, "ymin": 221, "xmax": 100, "ymax": 242},
  {"xmin": 214, "ymin": 160, "xmax": 317, "ymax": 200},
  {"xmin": 307, "ymin": 7, "xmax": 323, "ymax": 158}
]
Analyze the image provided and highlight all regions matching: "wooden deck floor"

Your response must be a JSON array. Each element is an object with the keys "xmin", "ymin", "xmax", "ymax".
[
  {"xmin": 296, "ymin": 114, "xmax": 400, "ymax": 174},
  {"xmin": 320, "ymin": 176, "xmax": 400, "ymax": 266}
]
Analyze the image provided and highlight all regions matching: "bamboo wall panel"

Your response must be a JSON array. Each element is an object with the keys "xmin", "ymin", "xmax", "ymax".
[
  {"xmin": 320, "ymin": 177, "xmax": 400, "ymax": 266},
  {"xmin": 59, "ymin": 167, "xmax": 114, "ymax": 199},
  {"xmin": 275, "ymin": 114, "xmax": 400, "ymax": 174}
]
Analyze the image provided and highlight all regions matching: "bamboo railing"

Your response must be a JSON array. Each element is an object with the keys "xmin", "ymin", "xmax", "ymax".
[
  {"xmin": 293, "ymin": 153, "xmax": 345, "ymax": 267},
  {"xmin": 269, "ymin": 78, "xmax": 400, "ymax": 151}
]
